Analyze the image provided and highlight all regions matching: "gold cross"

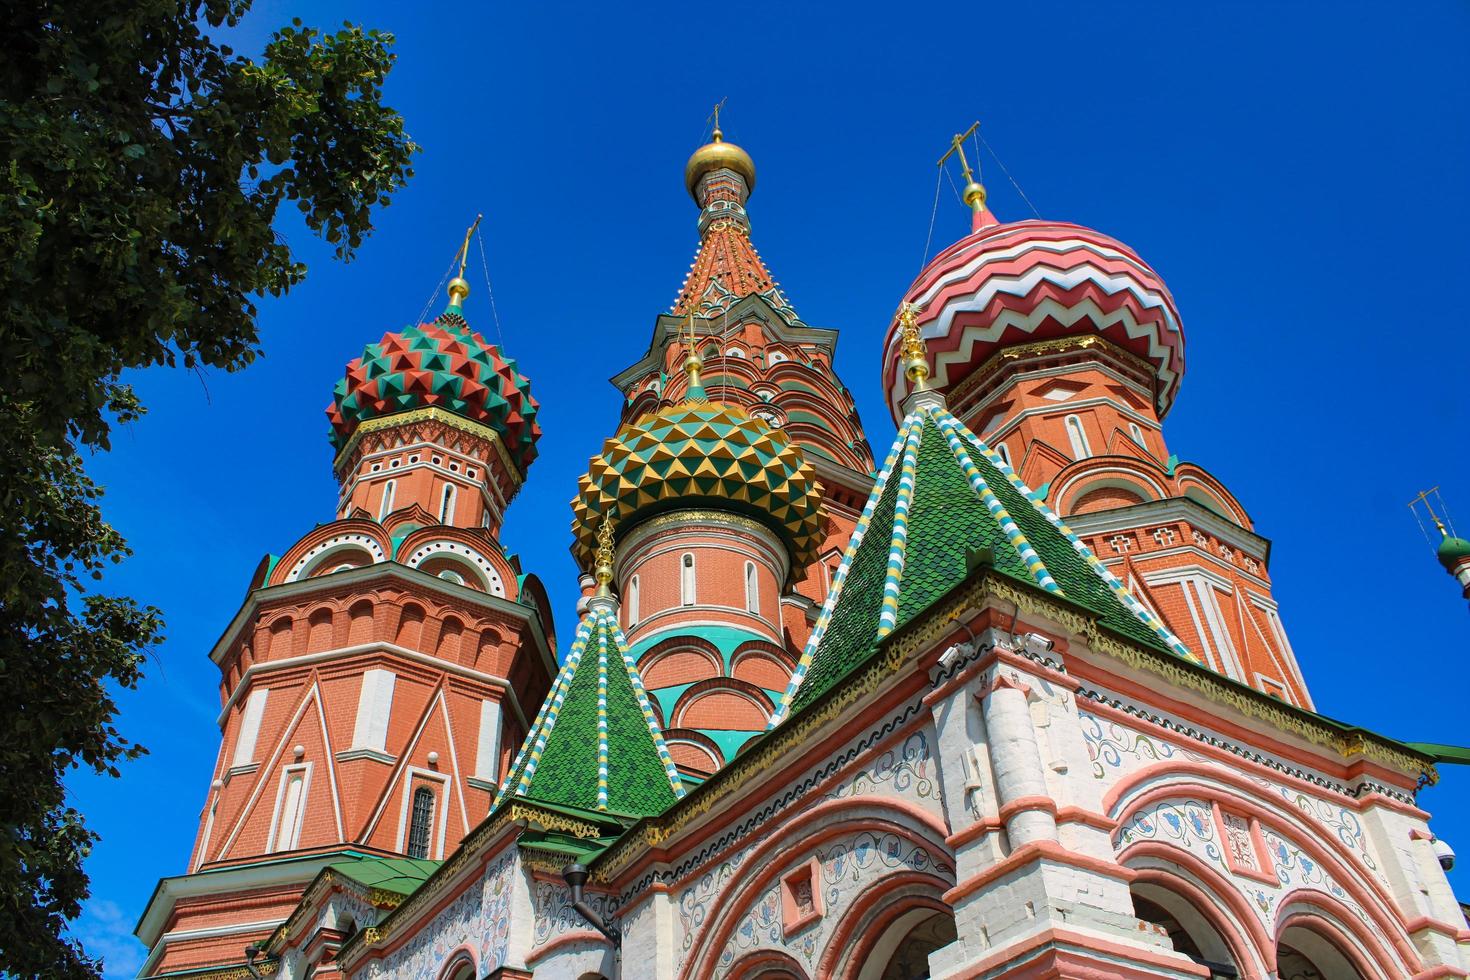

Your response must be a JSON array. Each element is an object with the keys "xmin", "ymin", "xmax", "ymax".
[
  {"xmin": 708, "ymin": 97, "xmax": 727, "ymax": 136},
  {"xmin": 1411, "ymin": 487, "xmax": 1448, "ymax": 535},
  {"xmin": 456, "ymin": 214, "xmax": 483, "ymax": 279},
  {"xmin": 937, "ymin": 121, "xmax": 981, "ymax": 184}
]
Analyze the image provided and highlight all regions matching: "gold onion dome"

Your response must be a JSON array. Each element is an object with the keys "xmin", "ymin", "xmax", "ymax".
[
  {"xmin": 684, "ymin": 127, "xmax": 757, "ymax": 201},
  {"xmin": 570, "ymin": 398, "xmax": 823, "ymax": 581}
]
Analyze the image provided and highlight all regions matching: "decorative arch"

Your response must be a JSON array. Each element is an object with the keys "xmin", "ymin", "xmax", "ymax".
[
  {"xmin": 1173, "ymin": 464, "xmax": 1251, "ymax": 527},
  {"xmin": 662, "ymin": 728, "xmax": 724, "ymax": 774},
  {"xmin": 401, "ymin": 537, "xmax": 506, "ymax": 597},
  {"xmin": 637, "ymin": 635, "xmax": 723, "ymax": 685},
  {"xmin": 276, "ymin": 523, "xmax": 389, "ymax": 584},
  {"xmin": 730, "ymin": 641, "xmax": 796, "ymax": 690},
  {"xmin": 1275, "ymin": 890, "xmax": 1394, "ymax": 979},
  {"xmin": 1052, "ymin": 463, "xmax": 1168, "ymax": 515},
  {"xmin": 671, "ymin": 678, "xmax": 774, "ymax": 730},
  {"xmin": 684, "ymin": 797, "xmax": 952, "ymax": 980},
  {"xmin": 435, "ymin": 946, "xmax": 477, "ymax": 980},
  {"xmin": 305, "ymin": 606, "xmax": 336, "ymax": 653},
  {"xmin": 726, "ymin": 948, "xmax": 810, "ymax": 980},
  {"xmin": 1123, "ymin": 852, "xmax": 1265, "ymax": 978},
  {"xmin": 818, "ymin": 875, "xmax": 954, "ymax": 980},
  {"xmin": 1106, "ymin": 765, "xmax": 1421, "ymax": 977}
]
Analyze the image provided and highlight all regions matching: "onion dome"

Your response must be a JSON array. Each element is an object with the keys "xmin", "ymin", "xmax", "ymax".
[
  {"xmin": 684, "ymin": 126, "xmax": 756, "ymax": 202},
  {"xmin": 327, "ymin": 309, "xmax": 540, "ymax": 470},
  {"xmin": 570, "ymin": 387, "xmax": 822, "ymax": 580},
  {"xmin": 880, "ymin": 217, "xmax": 1186, "ymax": 423},
  {"xmin": 1438, "ymin": 535, "xmax": 1470, "ymax": 571}
]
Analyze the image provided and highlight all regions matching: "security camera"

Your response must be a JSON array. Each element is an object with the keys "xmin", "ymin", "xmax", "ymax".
[
  {"xmin": 1022, "ymin": 632, "xmax": 1055, "ymax": 656},
  {"xmin": 938, "ymin": 642, "xmax": 974, "ymax": 668},
  {"xmin": 1433, "ymin": 837, "xmax": 1456, "ymax": 872}
]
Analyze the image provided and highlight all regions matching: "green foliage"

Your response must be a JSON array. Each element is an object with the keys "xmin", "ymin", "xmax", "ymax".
[{"xmin": 0, "ymin": 2, "xmax": 416, "ymax": 975}]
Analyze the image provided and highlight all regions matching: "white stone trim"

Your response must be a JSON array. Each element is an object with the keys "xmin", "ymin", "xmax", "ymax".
[
  {"xmin": 402, "ymin": 539, "xmax": 504, "ymax": 596},
  {"xmin": 285, "ymin": 533, "xmax": 387, "ymax": 583}
]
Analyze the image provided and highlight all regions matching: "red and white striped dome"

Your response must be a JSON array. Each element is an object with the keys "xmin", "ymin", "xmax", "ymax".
[{"xmin": 881, "ymin": 218, "xmax": 1185, "ymax": 423}]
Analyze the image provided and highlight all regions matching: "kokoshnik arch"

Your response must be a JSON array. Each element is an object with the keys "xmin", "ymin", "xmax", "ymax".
[{"xmin": 134, "ymin": 121, "xmax": 1470, "ymax": 980}]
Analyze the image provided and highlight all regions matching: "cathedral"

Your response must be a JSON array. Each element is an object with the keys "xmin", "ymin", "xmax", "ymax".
[{"xmin": 133, "ymin": 123, "xmax": 1470, "ymax": 980}]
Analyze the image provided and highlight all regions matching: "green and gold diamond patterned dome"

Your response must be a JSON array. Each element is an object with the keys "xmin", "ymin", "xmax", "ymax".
[
  {"xmin": 571, "ymin": 375, "xmax": 823, "ymax": 579},
  {"xmin": 327, "ymin": 296, "xmax": 540, "ymax": 470}
]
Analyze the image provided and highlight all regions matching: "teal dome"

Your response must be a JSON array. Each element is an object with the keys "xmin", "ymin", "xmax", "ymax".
[{"xmin": 1438, "ymin": 535, "xmax": 1470, "ymax": 571}]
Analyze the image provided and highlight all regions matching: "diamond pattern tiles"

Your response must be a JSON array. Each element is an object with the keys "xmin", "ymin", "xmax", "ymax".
[
  {"xmin": 771, "ymin": 403, "xmax": 1197, "ymax": 725},
  {"xmin": 328, "ymin": 311, "xmax": 541, "ymax": 470},
  {"xmin": 570, "ymin": 402, "xmax": 823, "ymax": 576},
  {"xmin": 496, "ymin": 607, "xmax": 684, "ymax": 817}
]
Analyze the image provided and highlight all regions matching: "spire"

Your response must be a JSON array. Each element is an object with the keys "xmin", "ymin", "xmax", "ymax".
[
  {"xmin": 938, "ymin": 122, "xmax": 999, "ymax": 233},
  {"xmin": 1410, "ymin": 488, "xmax": 1470, "ymax": 607},
  {"xmin": 675, "ymin": 112, "xmax": 800, "ymax": 324},
  {"xmin": 682, "ymin": 312, "xmax": 709, "ymax": 404},
  {"xmin": 444, "ymin": 214, "xmax": 483, "ymax": 312}
]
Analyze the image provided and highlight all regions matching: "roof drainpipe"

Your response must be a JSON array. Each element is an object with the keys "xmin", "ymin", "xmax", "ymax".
[
  {"xmin": 243, "ymin": 944, "xmax": 264, "ymax": 978},
  {"xmin": 562, "ymin": 863, "xmax": 621, "ymax": 947}
]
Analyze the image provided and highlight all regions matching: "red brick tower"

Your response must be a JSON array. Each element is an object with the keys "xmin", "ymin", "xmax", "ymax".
[
  {"xmin": 881, "ymin": 138, "xmax": 1313, "ymax": 707},
  {"xmin": 571, "ymin": 124, "xmax": 873, "ymax": 779},
  {"xmin": 135, "ymin": 264, "xmax": 557, "ymax": 977}
]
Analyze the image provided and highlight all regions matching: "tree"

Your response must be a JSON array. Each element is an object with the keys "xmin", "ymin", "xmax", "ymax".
[{"xmin": 0, "ymin": 2, "xmax": 416, "ymax": 975}]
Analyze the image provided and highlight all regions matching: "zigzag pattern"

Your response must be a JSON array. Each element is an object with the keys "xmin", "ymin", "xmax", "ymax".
[
  {"xmin": 328, "ymin": 311, "xmax": 540, "ymax": 469},
  {"xmin": 881, "ymin": 221, "xmax": 1185, "ymax": 422},
  {"xmin": 570, "ymin": 403, "xmax": 824, "ymax": 575}
]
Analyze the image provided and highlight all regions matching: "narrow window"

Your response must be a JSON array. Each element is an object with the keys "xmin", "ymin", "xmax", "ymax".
[
  {"xmin": 439, "ymin": 484, "xmax": 457, "ymax": 525},
  {"xmin": 407, "ymin": 787, "xmax": 435, "ymax": 859},
  {"xmin": 1064, "ymin": 415, "xmax": 1091, "ymax": 460},
  {"xmin": 350, "ymin": 669, "xmax": 396, "ymax": 752},
  {"xmin": 680, "ymin": 554, "xmax": 696, "ymax": 606},
  {"xmin": 628, "ymin": 575, "xmax": 640, "ymax": 625},
  {"xmin": 232, "ymin": 688, "xmax": 269, "ymax": 768},
  {"xmin": 378, "ymin": 479, "xmax": 397, "ymax": 520},
  {"xmin": 271, "ymin": 769, "xmax": 307, "ymax": 852},
  {"xmin": 1128, "ymin": 422, "xmax": 1146, "ymax": 448},
  {"xmin": 474, "ymin": 700, "xmax": 502, "ymax": 782},
  {"xmin": 995, "ymin": 442, "xmax": 1012, "ymax": 469},
  {"xmin": 744, "ymin": 562, "xmax": 759, "ymax": 615}
]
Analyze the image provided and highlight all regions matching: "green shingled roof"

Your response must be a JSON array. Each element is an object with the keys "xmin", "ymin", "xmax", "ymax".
[
  {"xmin": 327, "ymin": 856, "xmax": 441, "ymax": 897},
  {"xmin": 775, "ymin": 403, "xmax": 1197, "ymax": 721},
  {"xmin": 497, "ymin": 606, "xmax": 685, "ymax": 817}
]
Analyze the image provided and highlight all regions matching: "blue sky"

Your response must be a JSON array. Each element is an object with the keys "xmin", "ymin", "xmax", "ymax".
[{"xmin": 67, "ymin": 2, "xmax": 1470, "ymax": 974}]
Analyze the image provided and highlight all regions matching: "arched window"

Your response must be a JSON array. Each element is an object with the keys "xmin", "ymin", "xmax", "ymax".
[
  {"xmin": 378, "ymin": 479, "xmax": 397, "ymax": 520},
  {"xmin": 744, "ymin": 562, "xmax": 759, "ymax": 615},
  {"xmin": 726, "ymin": 346, "xmax": 745, "ymax": 359},
  {"xmin": 407, "ymin": 787, "xmax": 435, "ymax": 859},
  {"xmin": 995, "ymin": 442, "xmax": 1013, "ymax": 469},
  {"xmin": 767, "ymin": 351, "xmax": 787, "ymax": 364},
  {"xmin": 680, "ymin": 554, "xmax": 696, "ymax": 606},
  {"xmin": 439, "ymin": 484, "xmax": 457, "ymax": 525},
  {"xmin": 1128, "ymin": 422, "xmax": 1146, "ymax": 448},
  {"xmin": 1064, "ymin": 414, "xmax": 1091, "ymax": 460},
  {"xmin": 628, "ymin": 575, "xmax": 640, "ymax": 625}
]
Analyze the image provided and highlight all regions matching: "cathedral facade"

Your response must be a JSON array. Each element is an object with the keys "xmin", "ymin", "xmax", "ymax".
[{"xmin": 134, "ymin": 126, "xmax": 1470, "ymax": 980}]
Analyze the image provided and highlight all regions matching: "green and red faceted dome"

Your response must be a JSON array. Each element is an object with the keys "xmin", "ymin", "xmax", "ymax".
[
  {"xmin": 328, "ymin": 310, "xmax": 540, "ymax": 469},
  {"xmin": 881, "ymin": 215, "xmax": 1186, "ymax": 422}
]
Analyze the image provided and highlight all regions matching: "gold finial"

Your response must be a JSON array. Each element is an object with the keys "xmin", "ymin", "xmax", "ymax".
[
  {"xmin": 594, "ymin": 516, "xmax": 616, "ymax": 597},
  {"xmin": 897, "ymin": 302, "xmax": 930, "ymax": 390},
  {"xmin": 683, "ymin": 311, "xmax": 708, "ymax": 399},
  {"xmin": 446, "ymin": 214, "xmax": 483, "ymax": 308},
  {"xmin": 709, "ymin": 97, "xmax": 727, "ymax": 142},
  {"xmin": 937, "ymin": 122, "xmax": 987, "ymax": 213}
]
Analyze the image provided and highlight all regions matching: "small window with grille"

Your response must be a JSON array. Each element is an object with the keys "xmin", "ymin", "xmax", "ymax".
[{"xmin": 407, "ymin": 787, "xmax": 435, "ymax": 859}]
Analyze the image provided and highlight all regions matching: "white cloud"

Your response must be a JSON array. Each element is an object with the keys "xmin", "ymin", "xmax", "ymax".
[{"xmin": 71, "ymin": 898, "xmax": 145, "ymax": 980}]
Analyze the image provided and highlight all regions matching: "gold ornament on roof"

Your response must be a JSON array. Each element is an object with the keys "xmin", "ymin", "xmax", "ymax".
[
  {"xmin": 897, "ymin": 302, "xmax": 930, "ymax": 390},
  {"xmin": 937, "ymin": 121, "xmax": 987, "ymax": 214},
  {"xmin": 685, "ymin": 99, "xmax": 757, "ymax": 201},
  {"xmin": 446, "ymin": 213, "xmax": 483, "ymax": 307},
  {"xmin": 594, "ymin": 515, "xmax": 616, "ymax": 596}
]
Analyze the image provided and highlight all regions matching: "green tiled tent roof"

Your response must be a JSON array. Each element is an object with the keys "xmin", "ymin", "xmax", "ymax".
[
  {"xmin": 774, "ymin": 403, "xmax": 1198, "ymax": 721},
  {"xmin": 327, "ymin": 856, "xmax": 441, "ymax": 897},
  {"xmin": 497, "ymin": 606, "xmax": 685, "ymax": 817}
]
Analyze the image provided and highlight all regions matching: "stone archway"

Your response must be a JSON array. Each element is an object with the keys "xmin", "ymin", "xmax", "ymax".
[
  {"xmin": 856, "ymin": 906, "xmax": 957, "ymax": 980},
  {"xmin": 1130, "ymin": 884, "xmax": 1241, "ymax": 978}
]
